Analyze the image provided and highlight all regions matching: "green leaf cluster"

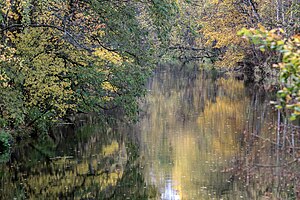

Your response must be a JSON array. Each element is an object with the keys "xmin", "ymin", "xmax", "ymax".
[{"xmin": 239, "ymin": 27, "xmax": 300, "ymax": 120}]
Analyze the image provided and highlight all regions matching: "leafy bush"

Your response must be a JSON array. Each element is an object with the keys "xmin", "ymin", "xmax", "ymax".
[{"xmin": 239, "ymin": 27, "xmax": 300, "ymax": 120}]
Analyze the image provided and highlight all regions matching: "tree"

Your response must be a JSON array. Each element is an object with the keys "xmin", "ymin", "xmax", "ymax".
[
  {"xmin": 0, "ymin": 0, "xmax": 179, "ymax": 133},
  {"xmin": 198, "ymin": 0, "xmax": 299, "ymax": 69}
]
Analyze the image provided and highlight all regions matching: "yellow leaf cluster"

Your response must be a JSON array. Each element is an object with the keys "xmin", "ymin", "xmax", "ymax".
[
  {"xmin": 215, "ymin": 47, "xmax": 245, "ymax": 68},
  {"xmin": 94, "ymin": 48, "xmax": 123, "ymax": 65},
  {"xmin": 101, "ymin": 81, "xmax": 117, "ymax": 92},
  {"xmin": 0, "ymin": 71, "xmax": 9, "ymax": 88},
  {"xmin": 201, "ymin": 0, "xmax": 250, "ymax": 67},
  {"xmin": 12, "ymin": 28, "xmax": 76, "ymax": 117},
  {"xmin": 202, "ymin": 0, "xmax": 246, "ymax": 46}
]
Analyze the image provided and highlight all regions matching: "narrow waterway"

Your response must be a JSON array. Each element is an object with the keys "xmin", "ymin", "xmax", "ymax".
[
  {"xmin": 1, "ymin": 66, "xmax": 298, "ymax": 199},
  {"xmin": 137, "ymin": 67, "xmax": 279, "ymax": 199}
]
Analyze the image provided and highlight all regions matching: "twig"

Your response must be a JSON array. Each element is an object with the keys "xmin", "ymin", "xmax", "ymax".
[
  {"xmin": 250, "ymin": 133, "xmax": 277, "ymax": 145},
  {"xmin": 254, "ymin": 158, "xmax": 299, "ymax": 168}
]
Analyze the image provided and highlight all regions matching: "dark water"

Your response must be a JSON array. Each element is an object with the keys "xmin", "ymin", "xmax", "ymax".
[{"xmin": 1, "ymin": 67, "xmax": 298, "ymax": 199}]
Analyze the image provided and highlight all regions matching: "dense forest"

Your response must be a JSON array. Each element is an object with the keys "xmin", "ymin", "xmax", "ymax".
[{"xmin": 0, "ymin": 0, "xmax": 299, "ymax": 153}]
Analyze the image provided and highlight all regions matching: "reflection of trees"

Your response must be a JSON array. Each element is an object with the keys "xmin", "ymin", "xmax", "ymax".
[
  {"xmin": 140, "ymin": 67, "xmax": 294, "ymax": 199},
  {"xmin": 203, "ymin": 81, "xmax": 300, "ymax": 199},
  {"xmin": 0, "ymin": 124, "xmax": 156, "ymax": 199},
  {"xmin": 140, "ymin": 68, "xmax": 255, "ymax": 199},
  {"xmin": 236, "ymin": 88, "xmax": 300, "ymax": 199},
  {"xmin": 146, "ymin": 68, "xmax": 219, "ymax": 125}
]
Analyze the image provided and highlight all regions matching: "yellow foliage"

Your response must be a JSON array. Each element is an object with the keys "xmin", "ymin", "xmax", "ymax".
[
  {"xmin": 201, "ymin": 0, "xmax": 251, "ymax": 67},
  {"xmin": 0, "ymin": 71, "xmax": 9, "ymax": 88},
  {"xmin": 215, "ymin": 47, "xmax": 245, "ymax": 68},
  {"xmin": 102, "ymin": 140, "xmax": 119, "ymax": 156},
  {"xmin": 94, "ymin": 48, "xmax": 123, "ymax": 65},
  {"xmin": 12, "ymin": 28, "xmax": 76, "ymax": 117},
  {"xmin": 202, "ymin": 0, "xmax": 246, "ymax": 46},
  {"xmin": 101, "ymin": 81, "xmax": 118, "ymax": 102},
  {"xmin": 101, "ymin": 81, "xmax": 117, "ymax": 92}
]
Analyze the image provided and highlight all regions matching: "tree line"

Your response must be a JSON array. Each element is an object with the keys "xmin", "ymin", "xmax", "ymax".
[{"xmin": 0, "ymin": 0, "xmax": 299, "ymax": 137}]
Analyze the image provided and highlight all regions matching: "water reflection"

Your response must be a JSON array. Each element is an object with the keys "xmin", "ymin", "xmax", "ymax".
[
  {"xmin": 0, "ymin": 123, "xmax": 156, "ymax": 199},
  {"xmin": 161, "ymin": 178, "xmax": 180, "ymax": 200},
  {"xmin": 139, "ymin": 67, "xmax": 277, "ymax": 199},
  {"xmin": 1, "ymin": 66, "xmax": 298, "ymax": 199}
]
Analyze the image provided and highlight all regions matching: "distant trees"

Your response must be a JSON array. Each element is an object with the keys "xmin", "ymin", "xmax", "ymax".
[
  {"xmin": 166, "ymin": 0, "xmax": 299, "ymax": 119},
  {"xmin": 171, "ymin": 0, "xmax": 299, "ymax": 69},
  {"xmin": 200, "ymin": 0, "xmax": 299, "ymax": 67}
]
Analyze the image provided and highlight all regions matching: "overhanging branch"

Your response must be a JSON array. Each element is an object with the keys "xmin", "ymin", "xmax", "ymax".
[{"xmin": 169, "ymin": 45, "xmax": 208, "ymax": 51}]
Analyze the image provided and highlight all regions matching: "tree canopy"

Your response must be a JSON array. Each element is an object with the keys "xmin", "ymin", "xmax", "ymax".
[
  {"xmin": 0, "ymin": 0, "xmax": 179, "ymax": 133},
  {"xmin": 1, "ymin": 0, "xmax": 300, "ymax": 133},
  {"xmin": 166, "ymin": 0, "xmax": 299, "ymax": 68}
]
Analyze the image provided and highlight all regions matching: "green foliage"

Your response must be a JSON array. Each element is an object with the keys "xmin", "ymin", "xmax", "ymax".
[
  {"xmin": 0, "ymin": 130, "xmax": 12, "ymax": 163},
  {"xmin": 239, "ymin": 27, "xmax": 300, "ymax": 120},
  {"xmin": 149, "ymin": 0, "xmax": 179, "ymax": 42},
  {"xmin": 0, "ymin": 0, "xmax": 179, "ymax": 134}
]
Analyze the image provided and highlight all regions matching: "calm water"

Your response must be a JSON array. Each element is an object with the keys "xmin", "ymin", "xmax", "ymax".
[
  {"xmin": 1, "ymin": 67, "xmax": 296, "ymax": 199},
  {"xmin": 138, "ymin": 68, "xmax": 280, "ymax": 200}
]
